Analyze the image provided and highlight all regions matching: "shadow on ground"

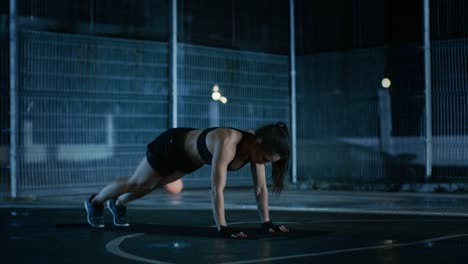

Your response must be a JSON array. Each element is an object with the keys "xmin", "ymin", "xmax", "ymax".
[{"xmin": 55, "ymin": 223, "xmax": 329, "ymax": 240}]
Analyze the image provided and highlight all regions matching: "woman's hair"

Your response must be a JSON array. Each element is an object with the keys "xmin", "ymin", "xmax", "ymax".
[{"xmin": 255, "ymin": 122, "xmax": 290, "ymax": 193}]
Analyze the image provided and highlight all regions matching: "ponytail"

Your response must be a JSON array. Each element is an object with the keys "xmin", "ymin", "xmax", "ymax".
[
  {"xmin": 255, "ymin": 122, "xmax": 290, "ymax": 194},
  {"xmin": 272, "ymin": 157, "xmax": 289, "ymax": 194}
]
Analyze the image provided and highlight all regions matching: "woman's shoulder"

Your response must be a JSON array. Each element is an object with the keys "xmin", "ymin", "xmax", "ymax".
[
  {"xmin": 245, "ymin": 129, "xmax": 255, "ymax": 135},
  {"xmin": 209, "ymin": 127, "xmax": 248, "ymax": 143},
  {"xmin": 220, "ymin": 127, "xmax": 255, "ymax": 134}
]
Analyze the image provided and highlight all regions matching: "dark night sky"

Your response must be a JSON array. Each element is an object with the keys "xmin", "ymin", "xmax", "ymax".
[
  {"xmin": 1, "ymin": 0, "xmax": 467, "ymax": 54},
  {"xmin": 296, "ymin": 0, "xmax": 423, "ymax": 54}
]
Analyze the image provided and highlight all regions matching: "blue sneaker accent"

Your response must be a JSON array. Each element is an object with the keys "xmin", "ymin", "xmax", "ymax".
[
  {"xmin": 107, "ymin": 198, "xmax": 129, "ymax": 227},
  {"xmin": 84, "ymin": 194, "xmax": 104, "ymax": 228}
]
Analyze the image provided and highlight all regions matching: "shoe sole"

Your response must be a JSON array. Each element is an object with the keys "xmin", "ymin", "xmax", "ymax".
[
  {"xmin": 84, "ymin": 201, "xmax": 104, "ymax": 228},
  {"xmin": 107, "ymin": 200, "xmax": 130, "ymax": 227}
]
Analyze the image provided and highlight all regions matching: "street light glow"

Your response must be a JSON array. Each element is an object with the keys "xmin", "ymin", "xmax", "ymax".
[
  {"xmin": 212, "ymin": 91, "xmax": 221, "ymax": 101},
  {"xmin": 382, "ymin": 78, "xmax": 391, "ymax": 88}
]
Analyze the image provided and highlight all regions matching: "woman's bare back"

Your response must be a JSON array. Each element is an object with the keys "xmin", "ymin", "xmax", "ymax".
[{"xmin": 184, "ymin": 128, "xmax": 249, "ymax": 170}]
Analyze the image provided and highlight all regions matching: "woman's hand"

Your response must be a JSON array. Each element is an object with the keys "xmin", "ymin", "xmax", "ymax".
[
  {"xmin": 218, "ymin": 225, "xmax": 248, "ymax": 238},
  {"xmin": 261, "ymin": 221, "xmax": 289, "ymax": 233}
]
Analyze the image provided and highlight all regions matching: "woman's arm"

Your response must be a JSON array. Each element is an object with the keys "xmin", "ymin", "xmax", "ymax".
[
  {"xmin": 250, "ymin": 162, "xmax": 289, "ymax": 233},
  {"xmin": 250, "ymin": 162, "xmax": 270, "ymax": 222},
  {"xmin": 210, "ymin": 147, "xmax": 230, "ymax": 229},
  {"xmin": 210, "ymin": 130, "xmax": 247, "ymax": 238}
]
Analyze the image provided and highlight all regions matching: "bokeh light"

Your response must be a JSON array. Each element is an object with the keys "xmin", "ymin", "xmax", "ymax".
[
  {"xmin": 381, "ymin": 78, "xmax": 391, "ymax": 88},
  {"xmin": 211, "ymin": 91, "xmax": 221, "ymax": 101}
]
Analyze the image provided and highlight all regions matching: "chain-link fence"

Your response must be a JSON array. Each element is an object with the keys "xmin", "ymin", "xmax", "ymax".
[
  {"xmin": 15, "ymin": 30, "xmax": 169, "ymax": 195},
  {"xmin": 296, "ymin": 48, "xmax": 386, "ymax": 187},
  {"xmin": 431, "ymin": 38, "xmax": 468, "ymax": 185},
  {"xmin": 0, "ymin": 31, "xmax": 9, "ymax": 193},
  {"xmin": 178, "ymin": 43, "xmax": 289, "ymax": 186},
  {"xmin": 1, "ymin": 0, "xmax": 468, "ymax": 196}
]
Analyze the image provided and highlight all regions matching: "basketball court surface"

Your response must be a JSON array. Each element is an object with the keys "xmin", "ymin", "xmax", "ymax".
[{"xmin": 2, "ymin": 190, "xmax": 468, "ymax": 263}]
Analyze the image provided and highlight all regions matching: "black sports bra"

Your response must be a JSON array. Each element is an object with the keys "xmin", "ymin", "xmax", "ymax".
[{"xmin": 196, "ymin": 127, "xmax": 251, "ymax": 171}]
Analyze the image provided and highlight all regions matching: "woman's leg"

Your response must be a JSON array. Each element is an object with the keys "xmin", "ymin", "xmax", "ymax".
[
  {"xmin": 92, "ymin": 156, "xmax": 161, "ymax": 205},
  {"xmin": 114, "ymin": 188, "xmax": 152, "ymax": 206},
  {"xmin": 116, "ymin": 170, "xmax": 185, "ymax": 206}
]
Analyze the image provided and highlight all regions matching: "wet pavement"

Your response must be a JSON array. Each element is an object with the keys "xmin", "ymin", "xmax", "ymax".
[{"xmin": 2, "ymin": 189, "xmax": 468, "ymax": 263}]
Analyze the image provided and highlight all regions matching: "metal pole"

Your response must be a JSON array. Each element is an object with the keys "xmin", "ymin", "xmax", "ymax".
[
  {"xmin": 170, "ymin": 0, "xmax": 178, "ymax": 128},
  {"xmin": 378, "ymin": 89, "xmax": 392, "ymax": 154},
  {"xmin": 424, "ymin": 0, "xmax": 432, "ymax": 181},
  {"xmin": 289, "ymin": 0, "xmax": 297, "ymax": 184},
  {"xmin": 89, "ymin": 0, "xmax": 94, "ymax": 33},
  {"xmin": 231, "ymin": 0, "xmax": 236, "ymax": 46},
  {"xmin": 9, "ymin": 0, "xmax": 18, "ymax": 198}
]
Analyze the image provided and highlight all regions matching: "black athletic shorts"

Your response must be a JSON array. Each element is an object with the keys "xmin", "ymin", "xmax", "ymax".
[{"xmin": 146, "ymin": 128, "xmax": 203, "ymax": 176}]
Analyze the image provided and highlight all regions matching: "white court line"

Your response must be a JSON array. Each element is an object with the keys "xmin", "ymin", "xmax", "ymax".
[
  {"xmin": 221, "ymin": 233, "xmax": 468, "ymax": 264},
  {"xmin": 247, "ymin": 205, "xmax": 468, "ymax": 218},
  {"xmin": 105, "ymin": 233, "xmax": 171, "ymax": 264},
  {"xmin": 105, "ymin": 221, "xmax": 468, "ymax": 264},
  {"xmin": 2, "ymin": 203, "xmax": 468, "ymax": 218},
  {"xmin": 209, "ymin": 219, "xmax": 468, "ymax": 228}
]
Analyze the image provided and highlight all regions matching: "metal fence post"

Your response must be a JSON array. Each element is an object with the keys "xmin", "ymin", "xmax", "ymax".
[
  {"xmin": 9, "ymin": 0, "xmax": 18, "ymax": 198},
  {"xmin": 424, "ymin": 0, "xmax": 433, "ymax": 181},
  {"xmin": 290, "ymin": 0, "xmax": 297, "ymax": 184},
  {"xmin": 169, "ymin": 0, "xmax": 178, "ymax": 128}
]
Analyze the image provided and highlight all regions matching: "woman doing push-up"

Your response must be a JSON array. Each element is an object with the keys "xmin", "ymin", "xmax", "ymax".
[{"xmin": 84, "ymin": 122, "xmax": 290, "ymax": 238}]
